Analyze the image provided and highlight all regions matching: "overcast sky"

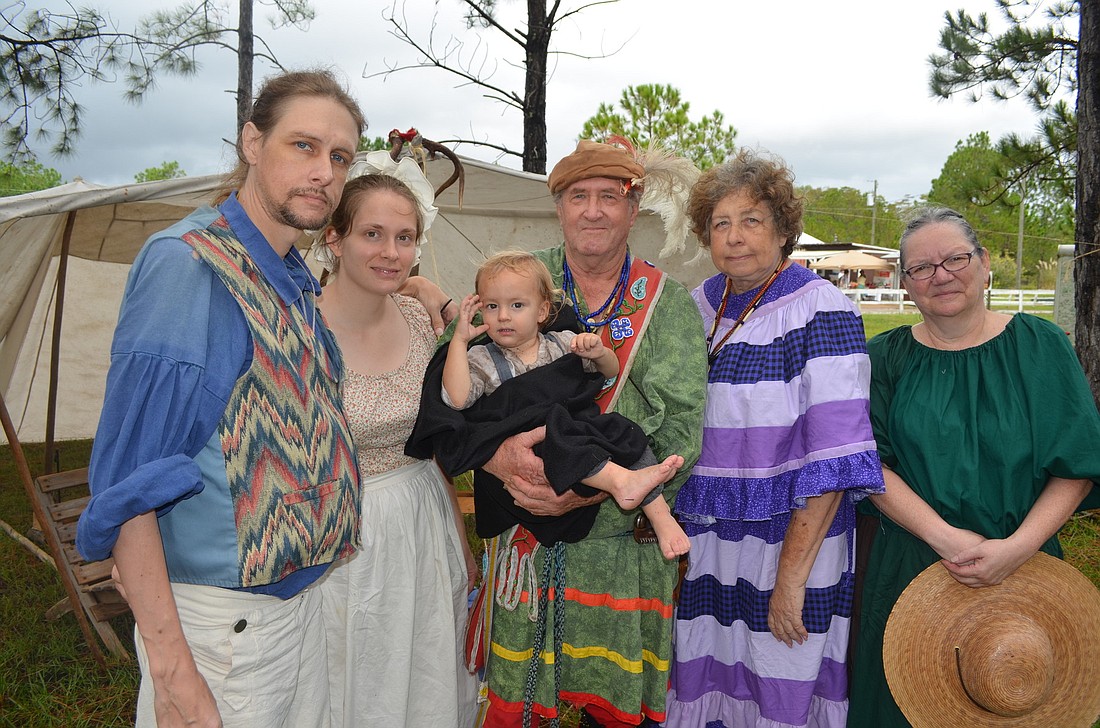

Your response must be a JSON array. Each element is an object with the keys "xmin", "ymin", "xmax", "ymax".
[{"xmin": 28, "ymin": 0, "xmax": 1051, "ymax": 202}]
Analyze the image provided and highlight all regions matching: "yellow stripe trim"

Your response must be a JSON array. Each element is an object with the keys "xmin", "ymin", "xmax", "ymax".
[{"xmin": 489, "ymin": 642, "xmax": 669, "ymax": 673}]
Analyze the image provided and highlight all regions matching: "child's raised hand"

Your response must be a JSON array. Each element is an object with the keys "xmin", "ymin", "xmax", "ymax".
[
  {"xmin": 454, "ymin": 294, "xmax": 489, "ymax": 344},
  {"xmin": 570, "ymin": 332, "xmax": 606, "ymax": 359}
]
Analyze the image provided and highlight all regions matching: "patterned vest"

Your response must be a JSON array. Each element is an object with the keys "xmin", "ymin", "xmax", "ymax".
[{"xmin": 182, "ymin": 218, "xmax": 360, "ymax": 587}]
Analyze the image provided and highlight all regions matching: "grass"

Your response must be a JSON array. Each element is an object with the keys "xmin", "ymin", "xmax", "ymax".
[
  {"xmin": 0, "ymin": 440, "xmax": 138, "ymax": 727},
  {"xmin": 861, "ymin": 312, "xmax": 922, "ymax": 340},
  {"xmin": 2, "ymin": 330, "xmax": 1097, "ymax": 725}
]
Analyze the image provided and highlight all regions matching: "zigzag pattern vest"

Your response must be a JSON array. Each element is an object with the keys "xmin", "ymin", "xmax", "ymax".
[{"xmin": 183, "ymin": 218, "xmax": 360, "ymax": 587}]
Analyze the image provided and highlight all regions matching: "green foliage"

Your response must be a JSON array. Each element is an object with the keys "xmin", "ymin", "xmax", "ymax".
[
  {"xmin": 799, "ymin": 185, "xmax": 912, "ymax": 249},
  {"xmin": 580, "ymin": 84, "xmax": 737, "ymax": 170},
  {"xmin": 927, "ymin": 131, "xmax": 1072, "ymax": 284},
  {"xmin": 930, "ymin": 1, "xmax": 1078, "ymax": 112},
  {"xmin": 929, "ymin": 1, "xmax": 1078, "ymax": 206},
  {"xmin": 0, "ymin": 160, "xmax": 62, "ymax": 196},
  {"xmin": 987, "ymin": 249, "xmax": 1022, "ymax": 286},
  {"xmin": 0, "ymin": 1, "xmax": 314, "ymax": 162},
  {"xmin": 359, "ymin": 135, "xmax": 390, "ymax": 152},
  {"xmin": 135, "ymin": 1, "xmax": 315, "ymax": 92},
  {"xmin": 996, "ymin": 99, "xmax": 1077, "ymax": 223},
  {"xmin": 134, "ymin": 160, "xmax": 186, "ymax": 183},
  {"xmin": 0, "ymin": 441, "xmax": 137, "ymax": 726},
  {"xmin": 929, "ymin": 132, "xmax": 1010, "ymax": 205},
  {"xmin": 0, "ymin": 6, "xmax": 202, "ymax": 161}
]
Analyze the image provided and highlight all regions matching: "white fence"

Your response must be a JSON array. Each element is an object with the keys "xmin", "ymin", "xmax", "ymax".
[{"xmin": 842, "ymin": 288, "xmax": 1055, "ymax": 313}]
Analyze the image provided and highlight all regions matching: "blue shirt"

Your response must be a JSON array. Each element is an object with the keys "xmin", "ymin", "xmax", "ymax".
[{"xmin": 76, "ymin": 193, "xmax": 336, "ymax": 596}]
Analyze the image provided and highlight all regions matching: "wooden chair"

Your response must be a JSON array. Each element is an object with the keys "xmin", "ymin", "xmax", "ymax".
[
  {"xmin": 457, "ymin": 491, "xmax": 475, "ymax": 515},
  {"xmin": 29, "ymin": 467, "xmax": 131, "ymax": 665}
]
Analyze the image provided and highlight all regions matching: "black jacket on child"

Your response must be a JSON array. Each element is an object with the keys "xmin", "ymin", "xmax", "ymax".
[{"xmin": 405, "ymin": 310, "xmax": 649, "ymax": 544}]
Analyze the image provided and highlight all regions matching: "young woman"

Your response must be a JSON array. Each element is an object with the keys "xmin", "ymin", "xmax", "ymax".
[{"xmin": 314, "ymin": 158, "xmax": 477, "ymax": 728}]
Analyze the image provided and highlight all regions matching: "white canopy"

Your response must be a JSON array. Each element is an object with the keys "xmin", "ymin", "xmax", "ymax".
[
  {"xmin": 808, "ymin": 250, "xmax": 895, "ymax": 271},
  {"xmin": 0, "ymin": 155, "xmax": 708, "ymax": 442}
]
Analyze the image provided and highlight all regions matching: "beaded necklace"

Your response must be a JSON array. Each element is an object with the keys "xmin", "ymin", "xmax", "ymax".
[
  {"xmin": 707, "ymin": 259, "xmax": 787, "ymax": 367},
  {"xmin": 562, "ymin": 252, "xmax": 632, "ymax": 331}
]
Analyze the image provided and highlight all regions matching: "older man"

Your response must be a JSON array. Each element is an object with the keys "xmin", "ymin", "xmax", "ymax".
[
  {"xmin": 476, "ymin": 140, "xmax": 706, "ymax": 727},
  {"xmin": 77, "ymin": 70, "xmax": 363, "ymax": 727}
]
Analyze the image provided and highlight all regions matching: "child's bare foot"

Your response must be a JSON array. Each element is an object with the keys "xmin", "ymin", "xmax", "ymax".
[
  {"xmin": 602, "ymin": 455, "xmax": 684, "ymax": 509},
  {"xmin": 649, "ymin": 509, "xmax": 691, "ymax": 559}
]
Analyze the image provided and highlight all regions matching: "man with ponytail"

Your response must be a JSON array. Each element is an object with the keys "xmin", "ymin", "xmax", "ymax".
[{"xmin": 77, "ymin": 69, "xmax": 364, "ymax": 727}]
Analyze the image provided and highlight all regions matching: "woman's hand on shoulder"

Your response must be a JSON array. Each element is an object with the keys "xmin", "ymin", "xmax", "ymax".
[{"xmin": 400, "ymin": 275, "xmax": 456, "ymax": 335}]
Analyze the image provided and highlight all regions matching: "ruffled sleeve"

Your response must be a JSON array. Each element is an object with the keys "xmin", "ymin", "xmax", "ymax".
[
  {"xmin": 1012, "ymin": 315, "xmax": 1100, "ymax": 497},
  {"xmin": 676, "ymin": 273, "xmax": 884, "ymax": 521}
]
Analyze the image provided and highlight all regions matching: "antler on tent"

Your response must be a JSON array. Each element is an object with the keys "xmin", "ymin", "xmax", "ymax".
[{"xmin": 387, "ymin": 128, "xmax": 465, "ymax": 205}]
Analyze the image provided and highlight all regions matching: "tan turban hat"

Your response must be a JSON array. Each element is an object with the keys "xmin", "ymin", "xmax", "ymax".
[{"xmin": 547, "ymin": 140, "xmax": 646, "ymax": 195}]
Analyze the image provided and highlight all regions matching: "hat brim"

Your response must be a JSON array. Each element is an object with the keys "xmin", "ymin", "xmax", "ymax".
[{"xmin": 883, "ymin": 552, "xmax": 1100, "ymax": 728}]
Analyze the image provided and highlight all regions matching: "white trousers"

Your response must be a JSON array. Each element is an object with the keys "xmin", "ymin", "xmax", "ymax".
[{"xmin": 135, "ymin": 581, "xmax": 329, "ymax": 727}]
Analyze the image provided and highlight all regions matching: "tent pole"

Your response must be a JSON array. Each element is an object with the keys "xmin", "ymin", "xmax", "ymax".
[
  {"xmin": 0, "ymin": 394, "xmax": 36, "ymax": 515},
  {"xmin": 0, "ymin": 390, "xmax": 44, "ymax": 594},
  {"xmin": 0, "ymin": 391, "xmax": 108, "ymax": 668},
  {"xmin": 43, "ymin": 211, "xmax": 76, "ymax": 475}
]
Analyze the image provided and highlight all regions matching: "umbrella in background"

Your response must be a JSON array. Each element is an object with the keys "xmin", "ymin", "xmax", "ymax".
[{"xmin": 808, "ymin": 250, "xmax": 895, "ymax": 270}]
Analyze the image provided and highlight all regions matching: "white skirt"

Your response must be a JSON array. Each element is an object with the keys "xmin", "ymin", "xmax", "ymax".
[{"xmin": 319, "ymin": 459, "xmax": 477, "ymax": 727}]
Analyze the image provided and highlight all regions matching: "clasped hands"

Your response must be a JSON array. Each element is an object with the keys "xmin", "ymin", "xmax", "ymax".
[{"xmin": 938, "ymin": 527, "xmax": 1031, "ymax": 588}]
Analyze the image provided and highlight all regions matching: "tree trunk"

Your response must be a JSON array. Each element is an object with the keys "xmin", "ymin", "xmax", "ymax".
[
  {"xmin": 236, "ymin": 0, "xmax": 254, "ymax": 135},
  {"xmin": 522, "ymin": 0, "xmax": 549, "ymax": 174},
  {"xmin": 1076, "ymin": 1, "xmax": 1100, "ymax": 406}
]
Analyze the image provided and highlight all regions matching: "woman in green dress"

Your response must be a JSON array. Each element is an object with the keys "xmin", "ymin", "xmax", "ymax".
[{"xmin": 847, "ymin": 207, "xmax": 1100, "ymax": 727}]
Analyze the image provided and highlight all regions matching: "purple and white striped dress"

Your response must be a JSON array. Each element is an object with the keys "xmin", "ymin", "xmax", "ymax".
[{"xmin": 667, "ymin": 264, "xmax": 884, "ymax": 728}]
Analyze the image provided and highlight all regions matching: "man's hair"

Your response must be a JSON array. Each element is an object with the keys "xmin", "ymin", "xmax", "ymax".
[{"xmin": 214, "ymin": 69, "xmax": 365, "ymax": 203}]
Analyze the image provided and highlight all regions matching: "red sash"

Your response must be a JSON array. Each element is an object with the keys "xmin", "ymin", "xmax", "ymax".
[{"xmin": 594, "ymin": 256, "xmax": 667, "ymax": 413}]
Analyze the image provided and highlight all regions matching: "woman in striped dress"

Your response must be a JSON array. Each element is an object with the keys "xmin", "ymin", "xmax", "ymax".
[{"xmin": 667, "ymin": 149, "xmax": 885, "ymax": 728}]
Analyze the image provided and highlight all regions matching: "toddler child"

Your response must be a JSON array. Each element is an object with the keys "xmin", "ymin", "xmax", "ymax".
[{"xmin": 441, "ymin": 251, "xmax": 689, "ymax": 558}]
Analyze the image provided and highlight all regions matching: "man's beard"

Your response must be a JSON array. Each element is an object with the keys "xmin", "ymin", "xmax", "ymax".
[{"xmin": 270, "ymin": 188, "xmax": 334, "ymax": 232}]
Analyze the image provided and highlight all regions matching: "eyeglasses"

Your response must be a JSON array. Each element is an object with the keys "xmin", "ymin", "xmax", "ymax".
[{"xmin": 902, "ymin": 251, "xmax": 979, "ymax": 281}]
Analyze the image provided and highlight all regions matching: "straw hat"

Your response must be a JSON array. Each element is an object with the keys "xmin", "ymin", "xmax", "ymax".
[{"xmin": 883, "ymin": 552, "xmax": 1100, "ymax": 727}]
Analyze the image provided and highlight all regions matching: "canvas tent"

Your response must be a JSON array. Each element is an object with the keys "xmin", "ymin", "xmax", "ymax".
[{"xmin": 0, "ymin": 154, "xmax": 709, "ymax": 445}]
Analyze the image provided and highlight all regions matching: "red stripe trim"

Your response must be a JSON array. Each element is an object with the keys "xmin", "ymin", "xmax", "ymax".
[
  {"xmin": 483, "ymin": 687, "xmax": 665, "ymax": 726},
  {"xmin": 511, "ymin": 587, "xmax": 674, "ymax": 617}
]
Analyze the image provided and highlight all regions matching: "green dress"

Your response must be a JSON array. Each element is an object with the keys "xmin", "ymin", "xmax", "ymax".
[{"xmin": 848, "ymin": 314, "xmax": 1100, "ymax": 727}]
